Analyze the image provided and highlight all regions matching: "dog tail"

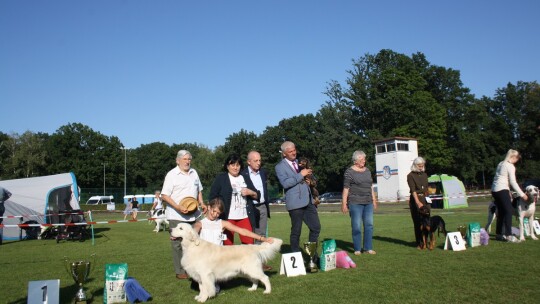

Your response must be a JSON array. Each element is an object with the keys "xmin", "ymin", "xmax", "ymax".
[
  {"xmin": 257, "ymin": 238, "xmax": 283, "ymax": 263},
  {"xmin": 438, "ymin": 218, "xmax": 448, "ymax": 237}
]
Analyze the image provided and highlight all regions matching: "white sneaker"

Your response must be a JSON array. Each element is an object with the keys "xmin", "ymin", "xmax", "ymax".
[{"xmin": 506, "ymin": 235, "xmax": 520, "ymax": 243}]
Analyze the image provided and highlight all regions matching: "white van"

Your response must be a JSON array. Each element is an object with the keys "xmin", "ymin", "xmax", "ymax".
[{"xmin": 86, "ymin": 195, "xmax": 115, "ymax": 205}]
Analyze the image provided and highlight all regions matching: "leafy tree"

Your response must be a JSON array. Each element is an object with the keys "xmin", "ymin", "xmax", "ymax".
[
  {"xmin": 487, "ymin": 81, "xmax": 540, "ymax": 180},
  {"xmin": 0, "ymin": 131, "xmax": 48, "ymax": 178},
  {"xmin": 218, "ymin": 129, "xmax": 259, "ymax": 159},
  {"xmin": 45, "ymin": 123, "xmax": 124, "ymax": 188},
  {"xmin": 330, "ymin": 50, "xmax": 451, "ymax": 173}
]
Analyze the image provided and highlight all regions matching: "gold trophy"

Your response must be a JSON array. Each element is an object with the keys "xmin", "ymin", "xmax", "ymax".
[
  {"xmin": 303, "ymin": 241, "xmax": 319, "ymax": 273},
  {"xmin": 64, "ymin": 254, "xmax": 95, "ymax": 303},
  {"xmin": 457, "ymin": 225, "xmax": 467, "ymax": 240}
]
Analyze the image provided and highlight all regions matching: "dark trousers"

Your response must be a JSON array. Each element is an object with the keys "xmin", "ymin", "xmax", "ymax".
[
  {"xmin": 288, "ymin": 203, "xmax": 321, "ymax": 252},
  {"xmin": 409, "ymin": 198, "xmax": 422, "ymax": 246},
  {"xmin": 0, "ymin": 203, "xmax": 4, "ymax": 244},
  {"xmin": 492, "ymin": 190, "xmax": 513, "ymax": 236},
  {"xmin": 169, "ymin": 219, "xmax": 195, "ymax": 275}
]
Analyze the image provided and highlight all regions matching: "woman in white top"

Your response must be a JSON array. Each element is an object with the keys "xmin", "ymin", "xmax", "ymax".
[
  {"xmin": 209, "ymin": 154, "xmax": 260, "ymax": 245},
  {"xmin": 491, "ymin": 149, "xmax": 528, "ymax": 242},
  {"xmin": 151, "ymin": 190, "xmax": 163, "ymax": 211}
]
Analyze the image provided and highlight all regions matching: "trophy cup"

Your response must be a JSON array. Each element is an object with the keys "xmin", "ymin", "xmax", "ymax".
[
  {"xmin": 457, "ymin": 225, "xmax": 467, "ymax": 240},
  {"xmin": 64, "ymin": 254, "xmax": 95, "ymax": 303},
  {"xmin": 303, "ymin": 241, "xmax": 319, "ymax": 273}
]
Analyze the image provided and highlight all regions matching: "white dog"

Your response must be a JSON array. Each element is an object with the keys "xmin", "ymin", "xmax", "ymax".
[
  {"xmin": 486, "ymin": 185, "xmax": 539, "ymax": 241},
  {"xmin": 170, "ymin": 223, "xmax": 282, "ymax": 303},
  {"xmin": 149, "ymin": 209, "xmax": 169, "ymax": 232}
]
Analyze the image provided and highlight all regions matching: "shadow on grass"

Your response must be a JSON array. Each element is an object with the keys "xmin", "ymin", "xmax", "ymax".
[{"xmin": 373, "ymin": 235, "xmax": 416, "ymax": 248}]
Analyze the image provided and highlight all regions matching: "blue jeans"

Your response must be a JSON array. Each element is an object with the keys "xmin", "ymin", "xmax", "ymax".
[{"xmin": 349, "ymin": 203, "xmax": 374, "ymax": 251}]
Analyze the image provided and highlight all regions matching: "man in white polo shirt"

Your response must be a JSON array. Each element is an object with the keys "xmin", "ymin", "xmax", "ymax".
[{"xmin": 161, "ymin": 150, "xmax": 205, "ymax": 280}]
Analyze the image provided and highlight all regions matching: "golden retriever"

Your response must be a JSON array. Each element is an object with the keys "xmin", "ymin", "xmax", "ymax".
[{"xmin": 170, "ymin": 223, "xmax": 282, "ymax": 303}]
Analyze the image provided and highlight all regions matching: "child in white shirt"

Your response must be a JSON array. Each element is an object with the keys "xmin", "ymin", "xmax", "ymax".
[{"xmin": 193, "ymin": 198, "xmax": 274, "ymax": 293}]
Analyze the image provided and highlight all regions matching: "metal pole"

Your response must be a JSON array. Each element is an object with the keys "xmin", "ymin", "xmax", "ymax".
[
  {"xmin": 103, "ymin": 163, "xmax": 106, "ymax": 195},
  {"xmin": 124, "ymin": 148, "xmax": 127, "ymax": 198}
]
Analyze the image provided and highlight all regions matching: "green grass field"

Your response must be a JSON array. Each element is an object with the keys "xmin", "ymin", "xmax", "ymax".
[{"xmin": 1, "ymin": 200, "xmax": 540, "ymax": 303}]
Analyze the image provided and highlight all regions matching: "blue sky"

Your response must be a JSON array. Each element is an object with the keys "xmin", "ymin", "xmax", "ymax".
[{"xmin": 1, "ymin": 1, "xmax": 538, "ymax": 150}]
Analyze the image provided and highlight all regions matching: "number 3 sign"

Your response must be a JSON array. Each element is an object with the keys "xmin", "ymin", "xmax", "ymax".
[
  {"xmin": 444, "ymin": 232, "xmax": 467, "ymax": 251},
  {"xmin": 280, "ymin": 252, "xmax": 306, "ymax": 277}
]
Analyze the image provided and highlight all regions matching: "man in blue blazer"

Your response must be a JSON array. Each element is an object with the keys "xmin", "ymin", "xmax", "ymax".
[{"xmin": 275, "ymin": 141, "xmax": 321, "ymax": 253}]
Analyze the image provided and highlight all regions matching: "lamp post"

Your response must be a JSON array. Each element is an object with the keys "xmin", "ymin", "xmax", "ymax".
[
  {"xmin": 124, "ymin": 148, "xmax": 127, "ymax": 198},
  {"xmin": 103, "ymin": 162, "xmax": 106, "ymax": 195},
  {"xmin": 121, "ymin": 147, "xmax": 128, "ymax": 198}
]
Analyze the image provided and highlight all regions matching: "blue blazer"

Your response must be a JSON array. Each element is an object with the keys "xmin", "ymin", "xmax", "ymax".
[
  {"xmin": 241, "ymin": 167, "xmax": 271, "ymax": 219},
  {"xmin": 275, "ymin": 158, "xmax": 311, "ymax": 211}
]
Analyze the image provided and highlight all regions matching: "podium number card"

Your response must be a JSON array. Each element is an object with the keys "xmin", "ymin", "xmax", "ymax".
[
  {"xmin": 444, "ymin": 232, "xmax": 466, "ymax": 251},
  {"xmin": 533, "ymin": 220, "xmax": 540, "ymax": 235},
  {"xmin": 280, "ymin": 252, "xmax": 306, "ymax": 277},
  {"xmin": 28, "ymin": 279, "xmax": 60, "ymax": 304}
]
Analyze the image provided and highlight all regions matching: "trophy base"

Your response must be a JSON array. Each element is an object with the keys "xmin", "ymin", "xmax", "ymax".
[{"xmin": 306, "ymin": 263, "xmax": 319, "ymax": 273}]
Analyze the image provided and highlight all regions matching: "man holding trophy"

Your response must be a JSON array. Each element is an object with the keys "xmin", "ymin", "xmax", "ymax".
[{"xmin": 275, "ymin": 141, "xmax": 321, "ymax": 272}]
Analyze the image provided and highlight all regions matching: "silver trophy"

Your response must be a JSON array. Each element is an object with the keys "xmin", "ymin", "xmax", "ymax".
[
  {"xmin": 303, "ymin": 241, "xmax": 319, "ymax": 273},
  {"xmin": 64, "ymin": 254, "xmax": 95, "ymax": 303}
]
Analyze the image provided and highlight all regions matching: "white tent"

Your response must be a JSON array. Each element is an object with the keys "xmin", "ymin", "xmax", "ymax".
[{"xmin": 0, "ymin": 172, "xmax": 81, "ymax": 241}]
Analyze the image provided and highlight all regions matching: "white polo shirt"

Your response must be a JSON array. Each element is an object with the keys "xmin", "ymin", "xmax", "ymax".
[{"xmin": 162, "ymin": 166, "xmax": 203, "ymax": 221}]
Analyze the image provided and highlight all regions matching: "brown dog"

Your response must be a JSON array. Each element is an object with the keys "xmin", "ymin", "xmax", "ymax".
[{"xmin": 298, "ymin": 157, "xmax": 320, "ymax": 206}]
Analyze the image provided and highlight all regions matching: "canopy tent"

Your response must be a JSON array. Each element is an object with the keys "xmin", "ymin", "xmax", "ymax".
[
  {"xmin": 427, "ymin": 174, "xmax": 468, "ymax": 209},
  {"xmin": 0, "ymin": 172, "xmax": 80, "ymax": 241}
]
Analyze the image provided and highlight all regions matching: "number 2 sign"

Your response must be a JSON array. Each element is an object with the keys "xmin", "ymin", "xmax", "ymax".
[{"xmin": 280, "ymin": 252, "xmax": 306, "ymax": 277}]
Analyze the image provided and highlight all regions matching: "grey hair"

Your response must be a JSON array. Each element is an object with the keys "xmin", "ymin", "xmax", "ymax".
[
  {"xmin": 410, "ymin": 157, "xmax": 426, "ymax": 172},
  {"xmin": 352, "ymin": 150, "xmax": 366, "ymax": 162},
  {"xmin": 176, "ymin": 150, "xmax": 192, "ymax": 159},
  {"xmin": 504, "ymin": 149, "xmax": 519, "ymax": 162},
  {"xmin": 280, "ymin": 141, "xmax": 295, "ymax": 154}
]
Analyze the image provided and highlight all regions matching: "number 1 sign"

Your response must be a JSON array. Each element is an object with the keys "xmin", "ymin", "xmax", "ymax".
[{"xmin": 28, "ymin": 279, "xmax": 60, "ymax": 304}]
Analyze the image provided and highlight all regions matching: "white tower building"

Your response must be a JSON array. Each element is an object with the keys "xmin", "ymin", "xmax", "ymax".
[{"xmin": 374, "ymin": 137, "xmax": 418, "ymax": 202}]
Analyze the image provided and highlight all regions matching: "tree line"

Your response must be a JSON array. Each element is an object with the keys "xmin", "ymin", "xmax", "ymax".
[{"xmin": 1, "ymin": 50, "xmax": 538, "ymax": 199}]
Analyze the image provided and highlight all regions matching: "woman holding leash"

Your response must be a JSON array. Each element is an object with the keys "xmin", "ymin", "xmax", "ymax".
[
  {"xmin": 407, "ymin": 157, "xmax": 429, "ymax": 249},
  {"xmin": 342, "ymin": 150, "xmax": 378, "ymax": 256},
  {"xmin": 491, "ymin": 149, "xmax": 528, "ymax": 243}
]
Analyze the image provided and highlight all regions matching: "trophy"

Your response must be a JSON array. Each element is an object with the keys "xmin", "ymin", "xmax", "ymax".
[
  {"xmin": 64, "ymin": 254, "xmax": 95, "ymax": 303},
  {"xmin": 303, "ymin": 241, "xmax": 319, "ymax": 273},
  {"xmin": 457, "ymin": 225, "xmax": 467, "ymax": 240}
]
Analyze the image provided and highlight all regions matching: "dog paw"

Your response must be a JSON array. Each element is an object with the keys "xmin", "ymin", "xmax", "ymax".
[{"xmin": 263, "ymin": 289, "xmax": 271, "ymax": 294}]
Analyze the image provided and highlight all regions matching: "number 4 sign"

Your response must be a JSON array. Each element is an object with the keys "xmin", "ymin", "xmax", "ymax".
[
  {"xmin": 444, "ymin": 232, "xmax": 467, "ymax": 251},
  {"xmin": 280, "ymin": 252, "xmax": 306, "ymax": 277}
]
